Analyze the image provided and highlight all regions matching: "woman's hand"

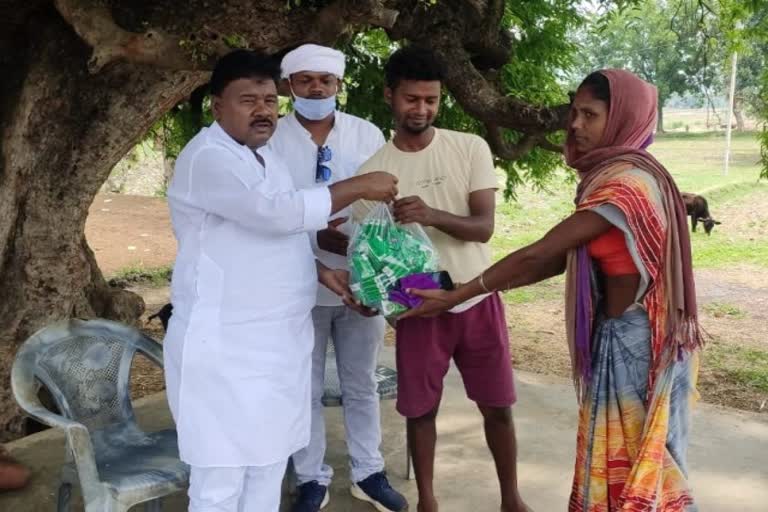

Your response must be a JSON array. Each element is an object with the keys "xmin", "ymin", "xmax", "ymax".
[{"xmin": 398, "ymin": 288, "xmax": 462, "ymax": 319}]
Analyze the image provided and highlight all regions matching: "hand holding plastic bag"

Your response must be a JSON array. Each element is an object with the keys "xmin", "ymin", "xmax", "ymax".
[{"xmin": 348, "ymin": 203, "xmax": 440, "ymax": 317}]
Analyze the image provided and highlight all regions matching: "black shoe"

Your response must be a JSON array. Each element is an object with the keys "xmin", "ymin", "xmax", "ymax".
[
  {"xmin": 292, "ymin": 480, "xmax": 329, "ymax": 511},
  {"xmin": 350, "ymin": 471, "xmax": 408, "ymax": 511}
]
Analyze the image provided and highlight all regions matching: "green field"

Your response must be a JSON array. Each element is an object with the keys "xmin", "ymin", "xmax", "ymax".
[{"xmin": 492, "ymin": 131, "xmax": 768, "ymax": 270}]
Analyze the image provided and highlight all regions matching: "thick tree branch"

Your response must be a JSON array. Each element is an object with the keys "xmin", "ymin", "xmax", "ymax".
[
  {"xmin": 484, "ymin": 124, "xmax": 563, "ymax": 160},
  {"xmin": 485, "ymin": 124, "xmax": 539, "ymax": 160},
  {"xmin": 305, "ymin": 0, "xmax": 399, "ymax": 43},
  {"xmin": 537, "ymin": 137, "xmax": 565, "ymax": 154},
  {"xmin": 54, "ymin": 0, "xmax": 228, "ymax": 72},
  {"xmin": 433, "ymin": 38, "xmax": 569, "ymax": 133},
  {"xmin": 349, "ymin": 0, "xmax": 400, "ymax": 28},
  {"xmin": 55, "ymin": 0, "xmax": 399, "ymax": 73},
  {"xmin": 465, "ymin": 0, "xmax": 511, "ymax": 70}
]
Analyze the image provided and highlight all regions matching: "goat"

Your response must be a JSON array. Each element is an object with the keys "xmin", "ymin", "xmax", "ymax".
[
  {"xmin": 681, "ymin": 192, "xmax": 721, "ymax": 235},
  {"xmin": 148, "ymin": 303, "xmax": 173, "ymax": 332}
]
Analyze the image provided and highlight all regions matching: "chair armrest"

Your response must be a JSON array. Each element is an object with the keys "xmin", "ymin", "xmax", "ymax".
[
  {"xmin": 18, "ymin": 402, "xmax": 82, "ymax": 431},
  {"xmin": 136, "ymin": 334, "xmax": 164, "ymax": 367},
  {"xmin": 13, "ymin": 391, "xmax": 101, "ymax": 485},
  {"xmin": 11, "ymin": 369, "xmax": 82, "ymax": 431}
]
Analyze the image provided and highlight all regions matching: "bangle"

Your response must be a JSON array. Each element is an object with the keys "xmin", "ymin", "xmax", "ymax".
[{"xmin": 478, "ymin": 272, "xmax": 492, "ymax": 293}]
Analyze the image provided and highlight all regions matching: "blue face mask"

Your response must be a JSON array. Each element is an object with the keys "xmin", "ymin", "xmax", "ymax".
[{"xmin": 291, "ymin": 85, "xmax": 337, "ymax": 121}]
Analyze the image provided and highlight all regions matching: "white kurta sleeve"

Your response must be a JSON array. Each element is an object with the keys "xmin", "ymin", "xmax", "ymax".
[
  {"xmin": 182, "ymin": 147, "xmax": 332, "ymax": 235},
  {"xmin": 309, "ymin": 231, "xmax": 321, "ymax": 252}
]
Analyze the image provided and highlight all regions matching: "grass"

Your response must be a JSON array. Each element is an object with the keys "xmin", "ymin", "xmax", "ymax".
[
  {"xmin": 703, "ymin": 302, "xmax": 747, "ymax": 319},
  {"xmin": 684, "ymin": 180, "xmax": 768, "ymax": 269},
  {"xmin": 491, "ymin": 131, "xmax": 768, "ymax": 271},
  {"xmin": 651, "ymin": 131, "xmax": 764, "ymax": 192},
  {"xmin": 109, "ymin": 264, "xmax": 172, "ymax": 288},
  {"xmin": 664, "ymin": 108, "xmax": 761, "ymax": 133},
  {"xmin": 502, "ymin": 277, "xmax": 564, "ymax": 305},
  {"xmin": 703, "ymin": 340, "xmax": 768, "ymax": 394}
]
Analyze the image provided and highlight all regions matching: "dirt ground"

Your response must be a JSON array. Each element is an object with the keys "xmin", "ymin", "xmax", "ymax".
[
  {"xmin": 85, "ymin": 193, "xmax": 768, "ymax": 414},
  {"xmin": 86, "ymin": 194, "xmax": 176, "ymax": 275}
]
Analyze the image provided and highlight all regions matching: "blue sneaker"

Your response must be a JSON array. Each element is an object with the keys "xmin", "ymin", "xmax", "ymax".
[
  {"xmin": 350, "ymin": 471, "xmax": 408, "ymax": 512},
  {"xmin": 292, "ymin": 480, "xmax": 329, "ymax": 511}
]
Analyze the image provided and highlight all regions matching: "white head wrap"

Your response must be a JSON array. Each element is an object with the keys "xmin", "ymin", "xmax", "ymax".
[{"xmin": 280, "ymin": 44, "xmax": 346, "ymax": 79}]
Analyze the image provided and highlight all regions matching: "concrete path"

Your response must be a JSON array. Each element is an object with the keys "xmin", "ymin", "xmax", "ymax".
[{"xmin": 2, "ymin": 347, "xmax": 766, "ymax": 511}]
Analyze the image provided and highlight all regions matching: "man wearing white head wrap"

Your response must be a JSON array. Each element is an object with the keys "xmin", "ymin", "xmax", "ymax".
[
  {"xmin": 281, "ymin": 43, "xmax": 346, "ymax": 80},
  {"xmin": 269, "ymin": 44, "xmax": 408, "ymax": 512}
]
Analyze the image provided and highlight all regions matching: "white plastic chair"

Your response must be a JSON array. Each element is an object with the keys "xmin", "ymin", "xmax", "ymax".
[{"xmin": 11, "ymin": 318, "xmax": 189, "ymax": 512}]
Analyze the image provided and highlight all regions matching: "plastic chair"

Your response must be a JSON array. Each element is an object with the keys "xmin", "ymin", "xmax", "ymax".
[{"xmin": 11, "ymin": 318, "xmax": 189, "ymax": 512}]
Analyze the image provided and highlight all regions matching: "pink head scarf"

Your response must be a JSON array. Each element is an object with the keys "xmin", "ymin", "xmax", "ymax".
[
  {"xmin": 565, "ymin": 69, "xmax": 658, "ymax": 176},
  {"xmin": 562, "ymin": 69, "xmax": 703, "ymax": 396}
]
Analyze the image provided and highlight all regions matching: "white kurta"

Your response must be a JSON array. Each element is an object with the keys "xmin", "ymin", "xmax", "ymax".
[
  {"xmin": 163, "ymin": 122, "xmax": 332, "ymax": 467},
  {"xmin": 269, "ymin": 112, "xmax": 385, "ymax": 306}
]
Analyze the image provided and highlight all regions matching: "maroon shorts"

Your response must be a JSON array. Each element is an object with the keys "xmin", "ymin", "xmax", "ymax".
[{"xmin": 395, "ymin": 293, "xmax": 516, "ymax": 418}]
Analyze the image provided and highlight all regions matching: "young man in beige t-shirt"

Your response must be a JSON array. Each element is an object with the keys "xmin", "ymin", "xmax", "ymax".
[{"xmin": 352, "ymin": 47, "xmax": 530, "ymax": 512}]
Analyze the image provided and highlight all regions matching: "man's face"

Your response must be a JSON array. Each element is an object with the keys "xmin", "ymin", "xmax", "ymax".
[
  {"xmin": 385, "ymin": 80, "xmax": 441, "ymax": 135},
  {"xmin": 288, "ymin": 71, "xmax": 340, "ymax": 99},
  {"xmin": 212, "ymin": 77, "xmax": 278, "ymax": 148}
]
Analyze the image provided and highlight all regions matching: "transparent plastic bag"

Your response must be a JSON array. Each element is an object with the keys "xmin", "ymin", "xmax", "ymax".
[{"xmin": 348, "ymin": 203, "xmax": 440, "ymax": 317}]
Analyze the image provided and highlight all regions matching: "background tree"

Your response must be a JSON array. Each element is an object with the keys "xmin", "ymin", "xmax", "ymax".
[
  {"xmin": 0, "ymin": 0, "xmax": 632, "ymax": 440},
  {"xmin": 0, "ymin": 0, "xmax": 765, "ymax": 439},
  {"xmin": 732, "ymin": 43, "xmax": 767, "ymax": 130},
  {"xmin": 714, "ymin": 0, "xmax": 768, "ymax": 175},
  {"xmin": 573, "ymin": 0, "xmax": 716, "ymax": 133}
]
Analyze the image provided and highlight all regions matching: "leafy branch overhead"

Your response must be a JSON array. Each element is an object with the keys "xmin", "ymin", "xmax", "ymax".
[
  {"xmin": 49, "ymin": 0, "xmax": 574, "ymax": 165},
  {"xmin": 44, "ymin": 0, "xmax": 768, "ymax": 183}
]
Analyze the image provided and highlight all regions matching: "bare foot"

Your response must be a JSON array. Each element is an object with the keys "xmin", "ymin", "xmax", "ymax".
[
  {"xmin": 417, "ymin": 497, "xmax": 439, "ymax": 512},
  {"xmin": 501, "ymin": 501, "xmax": 533, "ymax": 512}
]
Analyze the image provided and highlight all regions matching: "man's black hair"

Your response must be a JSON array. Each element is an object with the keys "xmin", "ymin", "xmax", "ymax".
[
  {"xmin": 209, "ymin": 49, "xmax": 281, "ymax": 96},
  {"xmin": 384, "ymin": 46, "xmax": 444, "ymax": 90}
]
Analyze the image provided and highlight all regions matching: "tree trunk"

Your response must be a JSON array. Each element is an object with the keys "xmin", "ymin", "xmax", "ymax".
[
  {"xmin": 657, "ymin": 97, "xmax": 665, "ymax": 134},
  {"xmin": 734, "ymin": 94, "xmax": 746, "ymax": 131},
  {"xmin": 0, "ymin": 10, "xmax": 205, "ymax": 440}
]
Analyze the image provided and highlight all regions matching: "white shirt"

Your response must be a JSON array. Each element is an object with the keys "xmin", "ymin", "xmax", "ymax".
[
  {"xmin": 269, "ymin": 111, "xmax": 385, "ymax": 306},
  {"xmin": 163, "ymin": 122, "xmax": 331, "ymax": 467}
]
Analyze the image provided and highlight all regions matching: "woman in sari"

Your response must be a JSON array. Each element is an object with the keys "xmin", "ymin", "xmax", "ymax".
[{"xmin": 401, "ymin": 69, "xmax": 702, "ymax": 511}]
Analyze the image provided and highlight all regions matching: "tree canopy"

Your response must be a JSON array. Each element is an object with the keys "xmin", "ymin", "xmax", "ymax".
[{"xmin": 0, "ymin": 0, "xmax": 766, "ymax": 439}]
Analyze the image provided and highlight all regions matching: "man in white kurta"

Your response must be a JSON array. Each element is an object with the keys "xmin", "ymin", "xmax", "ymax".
[
  {"xmin": 269, "ymin": 44, "xmax": 407, "ymax": 512},
  {"xmin": 163, "ymin": 49, "xmax": 398, "ymax": 512}
]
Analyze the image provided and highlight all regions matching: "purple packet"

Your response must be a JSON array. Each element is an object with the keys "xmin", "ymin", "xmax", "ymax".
[{"xmin": 388, "ymin": 272, "xmax": 443, "ymax": 308}]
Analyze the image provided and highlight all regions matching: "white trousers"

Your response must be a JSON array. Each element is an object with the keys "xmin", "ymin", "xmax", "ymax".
[{"xmin": 188, "ymin": 460, "xmax": 288, "ymax": 512}]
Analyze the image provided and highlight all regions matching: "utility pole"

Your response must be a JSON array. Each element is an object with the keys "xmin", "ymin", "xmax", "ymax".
[{"xmin": 724, "ymin": 51, "xmax": 738, "ymax": 176}]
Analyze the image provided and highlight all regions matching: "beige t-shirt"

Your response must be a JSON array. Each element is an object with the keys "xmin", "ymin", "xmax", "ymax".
[{"xmin": 351, "ymin": 128, "xmax": 498, "ymax": 312}]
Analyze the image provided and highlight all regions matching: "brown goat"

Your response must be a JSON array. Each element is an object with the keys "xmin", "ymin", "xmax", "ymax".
[{"xmin": 681, "ymin": 192, "xmax": 721, "ymax": 235}]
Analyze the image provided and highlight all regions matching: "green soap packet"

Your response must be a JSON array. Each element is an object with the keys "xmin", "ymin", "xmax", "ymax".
[
  {"xmin": 351, "ymin": 254, "xmax": 376, "ymax": 279},
  {"xmin": 382, "ymin": 264, "xmax": 411, "ymax": 281},
  {"xmin": 373, "ymin": 273, "xmax": 395, "ymax": 292},
  {"xmin": 358, "ymin": 277, "xmax": 384, "ymax": 303},
  {"xmin": 366, "ymin": 236, "xmax": 390, "ymax": 262},
  {"xmin": 380, "ymin": 299, "xmax": 408, "ymax": 318}
]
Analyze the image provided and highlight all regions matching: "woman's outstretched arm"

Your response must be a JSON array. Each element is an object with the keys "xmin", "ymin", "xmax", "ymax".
[{"xmin": 400, "ymin": 210, "xmax": 613, "ymax": 318}]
